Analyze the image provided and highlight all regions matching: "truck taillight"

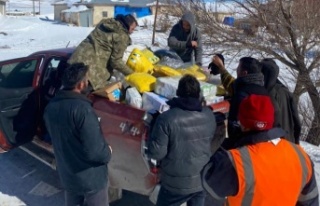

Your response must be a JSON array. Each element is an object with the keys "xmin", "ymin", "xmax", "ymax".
[{"xmin": 151, "ymin": 166, "xmax": 158, "ymax": 174}]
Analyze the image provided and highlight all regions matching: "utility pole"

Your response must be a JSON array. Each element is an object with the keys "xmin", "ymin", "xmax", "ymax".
[
  {"xmin": 38, "ymin": 0, "xmax": 40, "ymax": 15},
  {"xmin": 215, "ymin": 0, "xmax": 218, "ymax": 21},
  {"xmin": 32, "ymin": 0, "xmax": 35, "ymax": 16},
  {"xmin": 152, "ymin": 0, "xmax": 159, "ymax": 45}
]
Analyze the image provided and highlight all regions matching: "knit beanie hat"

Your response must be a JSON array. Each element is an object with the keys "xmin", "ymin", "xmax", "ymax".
[{"xmin": 238, "ymin": 94, "xmax": 274, "ymax": 131}]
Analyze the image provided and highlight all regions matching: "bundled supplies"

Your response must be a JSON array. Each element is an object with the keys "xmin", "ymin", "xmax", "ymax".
[
  {"xmin": 154, "ymin": 76, "xmax": 217, "ymax": 99},
  {"xmin": 125, "ymin": 87, "xmax": 142, "ymax": 108},
  {"xmin": 153, "ymin": 65, "xmax": 182, "ymax": 77},
  {"xmin": 141, "ymin": 48, "xmax": 160, "ymax": 64},
  {"xmin": 154, "ymin": 77, "xmax": 180, "ymax": 99},
  {"xmin": 126, "ymin": 48, "xmax": 154, "ymax": 74},
  {"xmin": 142, "ymin": 92, "xmax": 170, "ymax": 113},
  {"xmin": 92, "ymin": 47, "xmax": 225, "ymax": 113},
  {"xmin": 176, "ymin": 68, "xmax": 207, "ymax": 81},
  {"xmin": 125, "ymin": 73, "xmax": 157, "ymax": 93}
]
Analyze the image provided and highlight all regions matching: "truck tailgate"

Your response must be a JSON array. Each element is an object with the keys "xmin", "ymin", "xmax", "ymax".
[{"xmin": 92, "ymin": 96, "xmax": 157, "ymax": 195}]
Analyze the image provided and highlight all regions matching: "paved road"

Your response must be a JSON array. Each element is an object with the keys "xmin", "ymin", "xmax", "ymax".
[{"xmin": 0, "ymin": 148, "xmax": 154, "ymax": 206}]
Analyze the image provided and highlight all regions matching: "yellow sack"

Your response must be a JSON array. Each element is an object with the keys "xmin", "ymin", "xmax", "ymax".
[
  {"xmin": 154, "ymin": 65, "xmax": 182, "ymax": 77},
  {"xmin": 126, "ymin": 48, "xmax": 154, "ymax": 74},
  {"xmin": 177, "ymin": 68, "xmax": 207, "ymax": 81},
  {"xmin": 141, "ymin": 48, "xmax": 160, "ymax": 64},
  {"xmin": 186, "ymin": 64, "xmax": 201, "ymax": 71},
  {"xmin": 125, "ymin": 73, "xmax": 157, "ymax": 93}
]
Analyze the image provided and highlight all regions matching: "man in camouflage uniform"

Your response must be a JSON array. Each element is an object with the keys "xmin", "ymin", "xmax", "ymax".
[{"xmin": 68, "ymin": 14, "xmax": 137, "ymax": 90}]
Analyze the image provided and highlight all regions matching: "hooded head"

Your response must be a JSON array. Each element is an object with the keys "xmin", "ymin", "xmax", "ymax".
[
  {"xmin": 180, "ymin": 11, "xmax": 196, "ymax": 33},
  {"xmin": 261, "ymin": 58, "xmax": 279, "ymax": 91}
]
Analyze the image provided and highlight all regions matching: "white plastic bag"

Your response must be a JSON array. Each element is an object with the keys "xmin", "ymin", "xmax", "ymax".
[{"xmin": 125, "ymin": 87, "xmax": 142, "ymax": 109}]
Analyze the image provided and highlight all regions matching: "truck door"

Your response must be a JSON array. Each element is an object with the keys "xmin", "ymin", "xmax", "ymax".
[{"xmin": 0, "ymin": 56, "xmax": 43, "ymax": 151}]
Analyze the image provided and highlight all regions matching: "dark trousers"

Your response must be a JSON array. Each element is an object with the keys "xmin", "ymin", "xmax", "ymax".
[
  {"xmin": 156, "ymin": 187, "xmax": 206, "ymax": 206},
  {"xmin": 65, "ymin": 186, "xmax": 109, "ymax": 206}
]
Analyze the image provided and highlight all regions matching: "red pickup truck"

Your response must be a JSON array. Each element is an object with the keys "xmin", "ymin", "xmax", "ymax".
[{"xmin": 0, "ymin": 48, "xmax": 229, "ymax": 201}]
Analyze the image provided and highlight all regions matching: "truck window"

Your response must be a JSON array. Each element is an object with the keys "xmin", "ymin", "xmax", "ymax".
[
  {"xmin": 0, "ymin": 59, "xmax": 38, "ymax": 88},
  {"xmin": 42, "ymin": 57, "xmax": 62, "ymax": 85}
]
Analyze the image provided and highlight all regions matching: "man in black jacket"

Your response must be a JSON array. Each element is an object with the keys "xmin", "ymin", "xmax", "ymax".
[
  {"xmin": 213, "ymin": 57, "xmax": 269, "ymax": 149},
  {"xmin": 148, "ymin": 75, "xmax": 216, "ymax": 206},
  {"xmin": 261, "ymin": 58, "xmax": 301, "ymax": 144},
  {"xmin": 168, "ymin": 11, "xmax": 202, "ymax": 66},
  {"xmin": 44, "ymin": 63, "xmax": 112, "ymax": 206}
]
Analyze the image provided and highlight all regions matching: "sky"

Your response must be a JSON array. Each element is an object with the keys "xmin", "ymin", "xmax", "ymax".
[{"xmin": 1, "ymin": 0, "xmax": 320, "ymax": 204}]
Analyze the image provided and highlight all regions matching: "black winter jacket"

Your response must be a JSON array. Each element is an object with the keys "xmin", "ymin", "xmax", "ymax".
[
  {"xmin": 224, "ymin": 79, "xmax": 269, "ymax": 150},
  {"xmin": 268, "ymin": 82, "xmax": 301, "ymax": 143},
  {"xmin": 44, "ymin": 90, "xmax": 111, "ymax": 194},
  {"xmin": 148, "ymin": 97, "xmax": 216, "ymax": 195},
  {"xmin": 168, "ymin": 12, "xmax": 202, "ymax": 65},
  {"xmin": 262, "ymin": 60, "xmax": 301, "ymax": 143}
]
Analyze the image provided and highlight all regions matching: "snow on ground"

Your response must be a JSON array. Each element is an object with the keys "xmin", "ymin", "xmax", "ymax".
[
  {"xmin": 0, "ymin": 192, "xmax": 26, "ymax": 206},
  {"xmin": 1, "ymin": 1, "xmax": 320, "ymax": 204}
]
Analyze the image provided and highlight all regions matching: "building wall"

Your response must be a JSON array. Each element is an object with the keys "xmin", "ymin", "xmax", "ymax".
[
  {"xmin": 0, "ymin": 2, "xmax": 6, "ymax": 16},
  {"xmin": 53, "ymin": 4, "xmax": 68, "ymax": 21},
  {"xmin": 79, "ymin": 10, "xmax": 93, "ymax": 27},
  {"xmin": 61, "ymin": 12, "xmax": 80, "ymax": 26},
  {"xmin": 92, "ymin": 5, "xmax": 114, "ymax": 26}
]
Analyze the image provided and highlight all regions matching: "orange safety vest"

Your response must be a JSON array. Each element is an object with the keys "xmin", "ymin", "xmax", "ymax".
[{"xmin": 227, "ymin": 139, "xmax": 312, "ymax": 206}]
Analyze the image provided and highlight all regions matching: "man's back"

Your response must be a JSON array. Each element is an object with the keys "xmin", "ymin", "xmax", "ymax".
[
  {"xmin": 44, "ymin": 90, "xmax": 111, "ymax": 194},
  {"xmin": 68, "ymin": 18, "xmax": 133, "ymax": 90},
  {"xmin": 149, "ymin": 97, "xmax": 216, "ymax": 195},
  {"xmin": 229, "ymin": 138, "xmax": 312, "ymax": 205},
  {"xmin": 269, "ymin": 82, "xmax": 301, "ymax": 143}
]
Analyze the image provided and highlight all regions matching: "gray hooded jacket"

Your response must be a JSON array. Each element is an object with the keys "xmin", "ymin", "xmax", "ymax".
[{"xmin": 168, "ymin": 11, "xmax": 203, "ymax": 65}]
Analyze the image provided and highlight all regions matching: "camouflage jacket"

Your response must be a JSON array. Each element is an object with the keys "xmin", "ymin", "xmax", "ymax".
[{"xmin": 68, "ymin": 18, "xmax": 133, "ymax": 90}]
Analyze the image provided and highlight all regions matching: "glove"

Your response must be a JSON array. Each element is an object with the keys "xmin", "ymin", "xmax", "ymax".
[
  {"xmin": 208, "ymin": 62, "xmax": 221, "ymax": 75},
  {"xmin": 208, "ymin": 54, "xmax": 225, "ymax": 75}
]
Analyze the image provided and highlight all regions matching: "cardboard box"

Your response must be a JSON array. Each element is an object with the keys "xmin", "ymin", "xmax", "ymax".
[
  {"xmin": 142, "ymin": 92, "xmax": 170, "ymax": 113},
  {"xmin": 93, "ymin": 81, "xmax": 122, "ymax": 101}
]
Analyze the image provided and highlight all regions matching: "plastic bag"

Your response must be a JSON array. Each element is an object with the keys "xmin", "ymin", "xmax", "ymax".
[
  {"xmin": 141, "ymin": 48, "xmax": 160, "ymax": 64},
  {"xmin": 125, "ymin": 73, "xmax": 157, "ymax": 93},
  {"xmin": 126, "ymin": 48, "xmax": 154, "ymax": 73},
  {"xmin": 154, "ymin": 49, "xmax": 185, "ymax": 69},
  {"xmin": 154, "ymin": 76, "xmax": 180, "ymax": 99},
  {"xmin": 176, "ymin": 68, "xmax": 208, "ymax": 81},
  {"xmin": 154, "ymin": 49, "xmax": 182, "ymax": 61},
  {"xmin": 153, "ymin": 65, "xmax": 182, "ymax": 77},
  {"xmin": 157, "ymin": 56, "xmax": 185, "ymax": 69},
  {"xmin": 125, "ymin": 87, "xmax": 142, "ymax": 108}
]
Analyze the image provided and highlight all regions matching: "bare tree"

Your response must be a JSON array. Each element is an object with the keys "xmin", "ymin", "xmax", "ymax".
[{"xmin": 165, "ymin": 0, "xmax": 320, "ymax": 145}]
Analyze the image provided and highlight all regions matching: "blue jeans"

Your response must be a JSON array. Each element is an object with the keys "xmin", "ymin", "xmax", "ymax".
[{"xmin": 156, "ymin": 187, "xmax": 206, "ymax": 206}]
